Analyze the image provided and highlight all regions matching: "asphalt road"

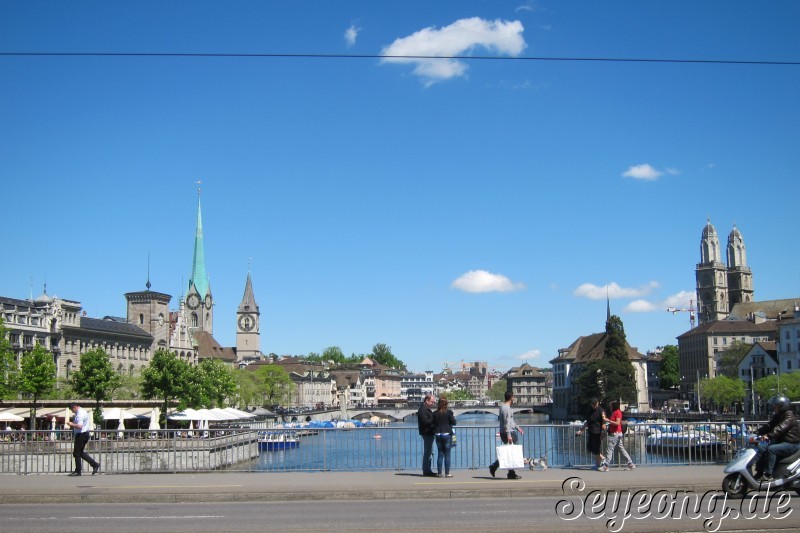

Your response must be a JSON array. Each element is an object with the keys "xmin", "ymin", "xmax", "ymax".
[{"xmin": 2, "ymin": 496, "xmax": 799, "ymax": 533}]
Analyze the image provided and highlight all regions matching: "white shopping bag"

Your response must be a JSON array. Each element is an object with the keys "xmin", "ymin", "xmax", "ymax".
[{"xmin": 496, "ymin": 444, "xmax": 525, "ymax": 470}]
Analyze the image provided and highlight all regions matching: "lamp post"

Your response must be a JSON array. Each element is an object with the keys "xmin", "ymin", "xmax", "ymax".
[
  {"xmin": 696, "ymin": 369, "xmax": 702, "ymax": 413},
  {"xmin": 750, "ymin": 363, "xmax": 756, "ymax": 417}
]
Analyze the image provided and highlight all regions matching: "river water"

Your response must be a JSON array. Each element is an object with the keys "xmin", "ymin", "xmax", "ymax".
[{"xmin": 233, "ymin": 412, "xmax": 727, "ymax": 472}]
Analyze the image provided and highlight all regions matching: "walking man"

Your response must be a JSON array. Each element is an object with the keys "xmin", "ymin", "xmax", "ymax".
[
  {"xmin": 489, "ymin": 391, "xmax": 524, "ymax": 479},
  {"xmin": 417, "ymin": 393, "xmax": 436, "ymax": 477},
  {"xmin": 66, "ymin": 402, "xmax": 100, "ymax": 476}
]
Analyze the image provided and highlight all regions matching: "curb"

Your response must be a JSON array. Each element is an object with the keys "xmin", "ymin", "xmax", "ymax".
[{"xmin": 0, "ymin": 484, "xmax": 723, "ymax": 505}]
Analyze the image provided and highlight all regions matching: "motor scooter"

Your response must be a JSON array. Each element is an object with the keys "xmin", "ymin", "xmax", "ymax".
[{"xmin": 722, "ymin": 435, "xmax": 800, "ymax": 497}]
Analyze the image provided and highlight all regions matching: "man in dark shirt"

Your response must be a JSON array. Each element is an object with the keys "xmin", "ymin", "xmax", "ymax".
[
  {"xmin": 576, "ymin": 397, "xmax": 608, "ymax": 471},
  {"xmin": 417, "ymin": 394, "xmax": 436, "ymax": 477}
]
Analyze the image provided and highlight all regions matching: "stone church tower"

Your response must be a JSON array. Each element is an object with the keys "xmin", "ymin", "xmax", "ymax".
[
  {"xmin": 235, "ymin": 271, "xmax": 261, "ymax": 363},
  {"xmin": 726, "ymin": 224, "xmax": 754, "ymax": 309},
  {"xmin": 696, "ymin": 219, "xmax": 754, "ymax": 325},
  {"xmin": 185, "ymin": 194, "xmax": 213, "ymax": 336}
]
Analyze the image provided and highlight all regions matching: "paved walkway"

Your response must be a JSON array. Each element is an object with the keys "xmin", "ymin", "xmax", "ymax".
[{"xmin": 0, "ymin": 465, "xmax": 727, "ymax": 504}]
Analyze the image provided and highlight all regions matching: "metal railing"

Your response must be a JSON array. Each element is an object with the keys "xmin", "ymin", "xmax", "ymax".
[{"xmin": 0, "ymin": 421, "xmax": 756, "ymax": 474}]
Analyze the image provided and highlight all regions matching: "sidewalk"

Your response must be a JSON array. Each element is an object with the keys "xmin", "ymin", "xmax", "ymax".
[{"xmin": 0, "ymin": 465, "xmax": 726, "ymax": 504}]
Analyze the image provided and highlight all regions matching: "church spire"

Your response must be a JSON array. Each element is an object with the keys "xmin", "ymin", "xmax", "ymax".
[
  {"xmin": 238, "ymin": 270, "xmax": 259, "ymax": 313},
  {"xmin": 189, "ymin": 188, "xmax": 210, "ymax": 299}
]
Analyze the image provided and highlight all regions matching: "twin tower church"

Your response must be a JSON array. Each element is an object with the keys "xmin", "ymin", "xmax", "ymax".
[
  {"xmin": 695, "ymin": 219, "xmax": 754, "ymax": 325},
  {"xmin": 125, "ymin": 195, "xmax": 262, "ymax": 367}
]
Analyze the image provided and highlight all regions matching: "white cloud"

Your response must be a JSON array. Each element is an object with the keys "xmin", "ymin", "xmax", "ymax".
[
  {"xmin": 451, "ymin": 269, "xmax": 526, "ymax": 293},
  {"xmin": 625, "ymin": 290, "xmax": 696, "ymax": 313},
  {"xmin": 516, "ymin": 349, "xmax": 541, "ymax": 360},
  {"xmin": 573, "ymin": 281, "xmax": 659, "ymax": 300},
  {"xmin": 624, "ymin": 299, "xmax": 657, "ymax": 312},
  {"xmin": 665, "ymin": 167, "xmax": 681, "ymax": 176},
  {"xmin": 622, "ymin": 164, "xmax": 663, "ymax": 181},
  {"xmin": 381, "ymin": 17, "xmax": 526, "ymax": 86},
  {"xmin": 344, "ymin": 24, "xmax": 360, "ymax": 47}
]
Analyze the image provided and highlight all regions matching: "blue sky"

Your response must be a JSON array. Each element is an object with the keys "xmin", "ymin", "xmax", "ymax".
[{"xmin": 2, "ymin": 1, "xmax": 799, "ymax": 373}]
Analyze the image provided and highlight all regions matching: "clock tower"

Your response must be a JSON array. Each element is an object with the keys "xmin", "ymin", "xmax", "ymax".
[
  {"xmin": 236, "ymin": 271, "xmax": 261, "ymax": 362},
  {"xmin": 186, "ymin": 192, "xmax": 213, "ymax": 335}
]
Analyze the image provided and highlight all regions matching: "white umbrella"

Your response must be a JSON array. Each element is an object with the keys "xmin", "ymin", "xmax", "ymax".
[
  {"xmin": 64, "ymin": 407, "xmax": 71, "ymax": 430},
  {"xmin": 148, "ymin": 408, "xmax": 160, "ymax": 430},
  {"xmin": 102, "ymin": 407, "xmax": 137, "ymax": 420},
  {"xmin": 117, "ymin": 410, "xmax": 126, "ymax": 439},
  {"xmin": 0, "ymin": 410, "xmax": 24, "ymax": 422}
]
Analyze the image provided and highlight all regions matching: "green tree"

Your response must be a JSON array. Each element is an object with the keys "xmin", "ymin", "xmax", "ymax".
[
  {"xmin": 658, "ymin": 345, "xmax": 681, "ymax": 390},
  {"xmin": 253, "ymin": 365, "xmax": 295, "ymax": 406},
  {"xmin": 114, "ymin": 375, "xmax": 142, "ymax": 400},
  {"xmin": 371, "ymin": 343, "xmax": 405, "ymax": 369},
  {"xmin": 231, "ymin": 369, "xmax": 260, "ymax": 409},
  {"xmin": 716, "ymin": 341, "xmax": 750, "ymax": 379},
  {"xmin": 322, "ymin": 346, "xmax": 346, "ymax": 365},
  {"xmin": 197, "ymin": 358, "xmax": 237, "ymax": 408},
  {"xmin": 17, "ymin": 345, "xmax": 57, "ymax": 429},
  {"xmin": 70, "ymin": 348, "xmax": 122, "ymax": 425},
  {"xmin": 699, "ymin": 376, "xmax": 745, "ymax": 411},
  {"xmin": 754, "ymin": 373, "xmax": 800, "ymax": 401},
  {"xmin": 141, "ymin": 349, "xmax": 194, "ymax": 426},
  {"xmin": 445, "ymin": 389, "xmax": 475, "ymax": 401},
  {"xmin": 488, "ymin": 379, "xmax": 507, "ymax": 401},
  {"xmin": 575, "ymin": 315, "xmax": 637, "ymax": 408},
  {"xmin": 0, "ymin": 317, "xmax": 18, "ymax": 401}
]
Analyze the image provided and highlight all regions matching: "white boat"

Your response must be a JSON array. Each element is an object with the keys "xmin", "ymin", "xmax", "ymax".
[
  {"xmin": 645, "ymin": 430, "xmax": 724, "ymax": 452},
  {"xmin": 258, "ymin": 432, "xmax": 299, "ymax": 451}
]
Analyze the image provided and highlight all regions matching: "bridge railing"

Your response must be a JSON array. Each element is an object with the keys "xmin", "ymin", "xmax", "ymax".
[{"xmin": 0, "ymin": 421, "xmax": 749, "ymax": 474}]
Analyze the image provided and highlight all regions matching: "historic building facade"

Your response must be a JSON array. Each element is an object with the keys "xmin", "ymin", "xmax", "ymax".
[{"xmin": 696, "ymin": 220, "xmax": 754, "ymax": 325}]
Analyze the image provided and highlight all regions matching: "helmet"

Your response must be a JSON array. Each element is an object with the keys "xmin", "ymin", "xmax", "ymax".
[{"xmin": 767, "ymin": 395, "xmax": 791, "ymax": 412}]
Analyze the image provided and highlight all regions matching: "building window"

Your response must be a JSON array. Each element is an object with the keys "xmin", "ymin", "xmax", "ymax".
[
  {"xmin": 191, "ymin": 313, "xmax": 198, "ymax": 328},
  {"xmin": 66, "ymin": 360, "xmax": 73, "ymax": 380},
  {"xmin": 789, "ymin": 360, "xmax": 793, "ymax": 370},
  {"xmin": 139, "ymin": 313, "xmax": 144, "ymax": 325}
]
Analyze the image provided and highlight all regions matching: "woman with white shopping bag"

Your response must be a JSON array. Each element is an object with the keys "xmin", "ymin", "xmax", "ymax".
[{"xmin": 489, "ymin": 391, "xmax": 524, "ymax": 479}]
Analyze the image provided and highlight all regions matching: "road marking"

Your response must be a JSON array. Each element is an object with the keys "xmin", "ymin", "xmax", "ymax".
[
  {"xmin": 415, "ymin": 480, "xmax": 554, "ymax": 485},
  {"xmin": 109, "ymin": 484, "xmax": 243, "ymax": 490}
]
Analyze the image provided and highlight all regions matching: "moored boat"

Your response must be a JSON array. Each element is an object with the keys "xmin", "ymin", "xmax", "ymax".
[{"xmin": 258, "ymin": 432, "xmax": 300, "ymax": 451}]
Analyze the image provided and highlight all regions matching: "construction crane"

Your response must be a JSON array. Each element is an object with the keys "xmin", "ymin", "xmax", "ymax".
[{"xmin": 667, "ymin": 299, "xmax": 696, "ymax": 329}]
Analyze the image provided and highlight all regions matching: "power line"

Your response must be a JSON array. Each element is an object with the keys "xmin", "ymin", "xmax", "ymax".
[{"xmin": 1, "ymin": 51, "xmax": 799, "ymax": 66}]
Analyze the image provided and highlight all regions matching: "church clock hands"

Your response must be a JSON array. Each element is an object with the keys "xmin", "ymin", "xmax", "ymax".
[{"xmin": 187, "ymin": 294, "xmax": 200, "ymax": 309}]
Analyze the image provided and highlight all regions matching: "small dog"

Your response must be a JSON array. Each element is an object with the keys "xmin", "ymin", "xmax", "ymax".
[{"xmin": 525, "ymin": 456, "xmax": 548, "ymax": 471}]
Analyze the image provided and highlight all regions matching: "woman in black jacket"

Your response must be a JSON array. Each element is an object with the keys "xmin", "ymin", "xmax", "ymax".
[{"xmin": 432, "ymin": 397, "xmax": 457, "ymax": 477}]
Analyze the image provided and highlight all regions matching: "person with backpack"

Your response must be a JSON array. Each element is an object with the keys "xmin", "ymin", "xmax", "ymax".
[{"xmin": 602, "ymin": 401, "xmax": 635, "ymax": 470}]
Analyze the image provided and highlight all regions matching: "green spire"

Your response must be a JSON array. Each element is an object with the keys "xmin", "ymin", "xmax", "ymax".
[{"xmin": 189, "ymin": 194, "xmax": 210, "ymax": 299}]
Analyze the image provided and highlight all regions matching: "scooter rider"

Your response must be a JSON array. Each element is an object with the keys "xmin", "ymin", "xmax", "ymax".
[{"xmin": 755, "ymin": 395, "xmax": 800, "ymax": 482}]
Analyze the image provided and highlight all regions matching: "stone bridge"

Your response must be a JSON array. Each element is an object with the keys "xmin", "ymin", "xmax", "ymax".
[{"xmin": 299, "ymin": 404, "xmax": 551, "ymax": 422}]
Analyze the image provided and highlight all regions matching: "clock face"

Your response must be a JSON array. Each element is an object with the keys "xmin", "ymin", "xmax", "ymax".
[
  {"xmin": 238, "ymin": 314, "xmax": 255, "ymax": 332},
  {"xmin": 187, "ymin": 294, "xmax": 200, "ymax": 309},
  {"xmin": 204, "ymin": 295, "xmax": 213, "ymax": 310}
]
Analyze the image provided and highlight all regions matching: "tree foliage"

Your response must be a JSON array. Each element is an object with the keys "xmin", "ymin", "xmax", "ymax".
[
  {"xmin": 488, "ymin": 379, "xmax": 507, "ymax": 401},
  {"xmin": 140, "ymin": 349, "xmax": 195, "ymax": 425},
  {"xmin": 716, "ymin": 341, "xmax": 750, "ymax": 379},
  {"xmin": 445, "ymin": 388, "xmax": 475, "ymax": 401},
  {"xmin": 574, "ymin": 315, "xmax": 637, "ymax": 408},
  {"xmin": 197, "ymin": 358, "xmax": 237, "ymax": 408},
  {"xmin": 17, "ymin": 345, "xmax": 57, "ymax": 428},
  {"xmin": 231, "ymin": 369, "xmax": 261, "ymax": 409},
  {"xmin": 658, "ymin": 345, "xmax": 681, "ymax": 390},
  {"xmin": 371, "ymin": 343, "xmax": 405, "ymax": 369},
  {"xmin": 699, "ymin": 375, "xmax": 745, "ymax": 410},
  {"xmin": 70, "ymin": 348, "xmax": 122, "ymax": 425},
  {"xmin": 604, "ymin": 315, "xmax": 629, "ymax": 363},
  {"xmin": 754, "ymin": 372, "xmax": 800, "ymax": 401},
  {"xmin": 253, "ymin": 365, "xmax": 295, "ymax": 406},
  {"xmin": 0, "ymin": 317, "xmax": 17, "ymax": 401}
]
